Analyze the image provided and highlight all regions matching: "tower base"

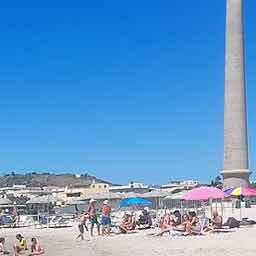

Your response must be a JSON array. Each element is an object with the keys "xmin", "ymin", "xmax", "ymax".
[{"xmin": 221, "ymin": 169, "xmax": 251, "ymax": 189}]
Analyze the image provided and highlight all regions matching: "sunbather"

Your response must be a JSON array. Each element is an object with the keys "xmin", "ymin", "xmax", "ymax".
[
  {"xmin": 0, "ymin": 237, "xmax": 9, "ymax": 255},
  {"xmin": 14, "ymin": 234, "xmax": 28, "ymax": 256},
  {"xmin": 204, "ymin": 211, "xmax": 223, "ymax": 233},
  {"xmin": 154, "ymin": 210, "xmax": 181, "ymax": 236},
  {"xmin": 28, "ymin": 238, "xmax": 44, "ymax": 256},
  {"xmin": 174, "ymin": 214, "xmax": 190, "ymax": 232},
  {"xmin": 185, "ymin": 211, "xmax": 201, "ymax": 235},
  {"xmin": 119, "ymin": 212, "xmax": 136, "ymax": 234},
  {"xmin": 137, "ymin": 207, "xmax": 152, "ymax": 228}
]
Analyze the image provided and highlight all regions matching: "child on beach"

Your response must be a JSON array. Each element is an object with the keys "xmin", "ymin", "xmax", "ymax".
[{"xmin": 76, "ymin": 212, "xmax": 89, "ymax": 240}]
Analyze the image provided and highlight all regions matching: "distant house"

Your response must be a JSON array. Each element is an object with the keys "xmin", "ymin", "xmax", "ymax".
[
  {"xmin": 161, "ymin": 180, "xmax": 199, "ymax": 192},
  {"xmin": 109, "ymin": 182, "xmax": 150, "ymax": 194},
  {"xmin": 63, "ymin": 180, "xmax": 110, "ymax": 200}
]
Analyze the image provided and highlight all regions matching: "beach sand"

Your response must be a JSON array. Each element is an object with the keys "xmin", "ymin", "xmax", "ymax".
[{"xmin": 1, "ymin": 224, "xmax": 256, "ymax": 256}]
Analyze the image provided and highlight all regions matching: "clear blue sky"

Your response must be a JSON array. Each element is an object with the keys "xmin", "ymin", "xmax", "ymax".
[{"xmin": 0, "ymin": 0, "xmax": 256, "ymax": 185}]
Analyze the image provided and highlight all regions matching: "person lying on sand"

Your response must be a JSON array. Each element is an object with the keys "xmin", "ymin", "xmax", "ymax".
[
  {"xmin": 28, "ymin": 238, "xmax": 44, "ymax": 256},
  {"xmin": 119, "ymin": 212, "xmax": 136, "ymax": 234},
  {"xmin": 204, "ymin": 211, "xmax": 223, "ymax": 233},
  {"xmin": 0, "ymin": 237, "xmax": 10, "ymax": 255}
]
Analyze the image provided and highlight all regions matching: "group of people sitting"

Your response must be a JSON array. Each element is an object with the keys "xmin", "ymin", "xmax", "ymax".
[
  {"xmin": 76, "ymin": 198, "xmax": 223, "ymax": 237},
  {"xmin": 155, "ymin": 210, "xmax": 223, "ymax": 236},
  {"xmin": 119, "ymin": 207, "xmax": 153, "ymax": 234},
  {"xmin": 0, "ymin": 234, "xmax": 44, "ymax": 256}
]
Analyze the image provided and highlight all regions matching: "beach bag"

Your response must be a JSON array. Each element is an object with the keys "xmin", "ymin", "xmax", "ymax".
[{"xmin": 224, "ymin": 217, "xmax": 240, "ymax": 228}]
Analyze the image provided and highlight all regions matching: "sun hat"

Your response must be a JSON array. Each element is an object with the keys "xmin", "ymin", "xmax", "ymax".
[
  {"xmin": 103, "ymin": 200, "xmax": 109, "ymax": 205},
  {"xmin": 89, "ymin": 199, "xmax": 96, "ymax": 204}
]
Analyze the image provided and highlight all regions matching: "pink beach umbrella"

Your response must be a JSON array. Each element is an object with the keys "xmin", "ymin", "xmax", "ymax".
[{"xmin": 182, "ymin": 186, "xmax": 225, "ymax": 201}]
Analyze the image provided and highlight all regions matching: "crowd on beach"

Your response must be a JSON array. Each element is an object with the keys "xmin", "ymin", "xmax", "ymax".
[
  {"xmin": 75, "ymin": 198, "xmax": 224, "ymax": 240},
  {"xmin": 0, "ymin": 234, "xmax": 44, "ymax": 256}
]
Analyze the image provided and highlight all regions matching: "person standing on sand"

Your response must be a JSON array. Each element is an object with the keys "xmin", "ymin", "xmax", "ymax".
[
  {"xmin": 88, "ymin": 199, "xmax": 100, "ymax": 236},
  {"xmin": 101, "ymin": 200, "xmax": 111, "ymax": 235},
  {"xmin": 76, "ymin": 212, "xmax": 89, "ymax": 240}
]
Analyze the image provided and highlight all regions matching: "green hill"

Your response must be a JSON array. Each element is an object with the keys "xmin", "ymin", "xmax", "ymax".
[{"xmin": 0, "ymin": 172, "xmax": 112, "ymax": 188}]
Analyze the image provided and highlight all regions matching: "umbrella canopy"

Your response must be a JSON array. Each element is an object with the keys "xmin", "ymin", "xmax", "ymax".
[
  {"xmin": 224, "ymin": 187, "xmax": 256, "ymax": 197},
  {"xmin": 182, "ymin": 186, "xmax": 225, "ymax": 201},
  {"xmin": 120, "ymin": 197, "xmax": 152, "ymax": 207}
]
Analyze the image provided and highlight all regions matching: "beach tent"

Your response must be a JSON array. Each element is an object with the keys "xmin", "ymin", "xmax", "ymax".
[{"xmin": 120, "ymin": 197, "xmax": 152, "ymax": 208}]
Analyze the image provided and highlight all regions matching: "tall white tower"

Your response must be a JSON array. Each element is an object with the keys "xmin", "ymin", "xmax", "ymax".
[{"xmin": 221, "ymin": 0, "xmax": 251, "ymax": 189}]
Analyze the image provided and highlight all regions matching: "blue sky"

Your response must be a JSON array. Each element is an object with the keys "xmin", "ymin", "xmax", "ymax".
[{"xmin": 0, "ymin": 0, "xmax": 256, "ymax": 185}]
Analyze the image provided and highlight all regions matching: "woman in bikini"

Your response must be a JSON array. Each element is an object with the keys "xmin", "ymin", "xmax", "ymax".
[
  {"xmin": 0, "ymin": 237, "xmax": 9, "ymax": 255},
  {"xmin": 185, "ymin": 212, "xmax": 201, "ymax": 235},
  {"xmin": 154, "ymin": 211, "xmax": 180, "ymax": 236},
  {"xmin": 13, "ymin": 234, "xmax": 28, "ymax": 256},
  {"xmin": 204, "ymin": 211, "xmax": 223, "ymax": 233},
  {"xmin": 28, "ymin": 238, "xmax": 44, "ymax": 256},
  {"xmin": 119, "ymin": 212, "xmax": 136, "ymax": 234}
]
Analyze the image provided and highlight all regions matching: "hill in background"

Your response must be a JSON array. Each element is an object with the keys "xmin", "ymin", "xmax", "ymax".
[{"xmin": 0, "ymin": 172, "xmax": 112, "ymax": 188}]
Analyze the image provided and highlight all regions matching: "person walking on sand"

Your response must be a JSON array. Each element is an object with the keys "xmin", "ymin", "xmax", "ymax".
[
  {"xmin": 76, "ymin": 212, "xmax": 89, "ymax": 240},
  {"xmin": 88, "ymin": 199, "xmax": 100, "ymax": 236},
  {"xmin": 101, "ymin": 200, "xmax": 111, "ymax": 235}
]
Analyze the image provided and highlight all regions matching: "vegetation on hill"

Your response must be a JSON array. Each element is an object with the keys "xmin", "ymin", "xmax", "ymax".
[{"xmin": 0, "ymin": 172, "xmax": 112, "ymax": 188}]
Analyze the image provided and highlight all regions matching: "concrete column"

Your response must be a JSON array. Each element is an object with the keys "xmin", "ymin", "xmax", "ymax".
[{"xmin": 221, "ymin": 0, "xmax": 251, "ymax": 189}]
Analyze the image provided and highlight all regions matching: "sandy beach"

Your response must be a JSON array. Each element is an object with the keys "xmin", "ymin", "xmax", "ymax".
[{"xmin": 1, "ymin": 223, "xmax": 256, "ymax": 256}]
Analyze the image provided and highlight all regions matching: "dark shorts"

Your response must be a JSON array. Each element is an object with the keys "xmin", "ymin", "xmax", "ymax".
[
  {"xmin": 90, "ymin": 216, "xmax": 99, "ymax": 225},
  {"xmin": 78, "ymin": 224, "xmax": 84, "ymax": 234},
  {"xmin": 101, "ymin": 216, "xmax": 111, "ymax": 226}
]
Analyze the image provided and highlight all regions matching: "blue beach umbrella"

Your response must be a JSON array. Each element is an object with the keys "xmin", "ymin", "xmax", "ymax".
[{"xmin": 120, "ymin": 197, "xmax": 152, "ymax": 208}]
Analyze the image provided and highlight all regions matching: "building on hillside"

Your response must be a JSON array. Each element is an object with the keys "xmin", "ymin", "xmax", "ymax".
[
  {"xmin": 109, "ymin": 181, "xmax": 150, "ymax": 194},
  {"xmin": 161, "ymin": 180, "xmax": 199, "ymax": 192},
  {"xmin": 63, "ymin": 180, "xmax": 110, "ymax": 200}
]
